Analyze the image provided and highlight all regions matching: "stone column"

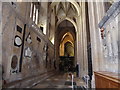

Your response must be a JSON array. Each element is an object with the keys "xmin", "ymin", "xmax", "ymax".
[
  {"xmin": 0, "ymin": 2, "xmax": 2, "ymax": 89},
  {"xmin": 118, "ymin": 14, "xmax": 120, "ymax": 73},
  {"xmin": 84, "ymin": 2, "xmax": 88, "ymax": 75},
  {"xmin": 54, "ymin": 31, "xmax": 59, "ymax": 71},
  {"xmin": 88, "ymin": 2, "xmax": 100, "ymax": 88},
  {"xmin": 88, "ymin": 2, "xmax": 99, "ymax": 72},
  {"xmin": 95, "ymin": 1, "xmax": 105, "ymax": 71},
  {"xmin": 81, "ymin": 2, "xmax": 88, "ymax": 76},
  {"xmin": 0, "ymin": 1, "xmax": 2, "ymax": 65},
  {"xmin": 76, "ymin": 2, "xmax": 89, "ymax": 77},
  {"xmin": 76, "ymin": 15, "xmax": 83, "ymax": 78},
  {"xmin": 50, "ymin": 9, "xmax": 55, "ymax": 44},
  {"xmin": 76, "ymin": 2, "xmax": 88, "ymax": 77}
]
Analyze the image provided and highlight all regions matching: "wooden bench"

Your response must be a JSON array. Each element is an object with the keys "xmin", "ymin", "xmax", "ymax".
[{"xmin": 94, "ymin": 71, "xmax": 120, "ymax": 88}]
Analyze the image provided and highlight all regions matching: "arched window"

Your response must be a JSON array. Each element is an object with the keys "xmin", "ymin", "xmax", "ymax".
[
  {"xmin": 30, "ymin": 2, "xmax": 40, "ymax": 25},
  {"xmin": 33, "ymin": 4, "xmax": 36, "ymax": 22},
  {"xmin": 30, "ymin": 3, "xmax": 33, "ymax": 18}
]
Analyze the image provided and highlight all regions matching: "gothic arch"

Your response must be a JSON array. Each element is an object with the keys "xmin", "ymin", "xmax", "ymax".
[{"xmin": 56, "ymin": 17, "xmax": 77, "ymax": 32}]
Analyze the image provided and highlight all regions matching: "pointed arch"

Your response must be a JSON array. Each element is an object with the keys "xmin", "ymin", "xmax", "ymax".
[{"xmin": 56, "ymin": 17, "xmax": 77, "ymax": 32}]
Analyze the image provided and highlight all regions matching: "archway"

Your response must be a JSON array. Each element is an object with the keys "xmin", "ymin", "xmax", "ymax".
[
  {"xmin": 59, "ymin": 32, "xmax": 75, "ymax": 72},
  {"xmin": 55, "ymin": 20, "xmax": 76, "ymax": 72},
  {"xmin": 59, "ymin": 32, "xmax": 74, "ymax": 56},
  {"xmin": 64, "ymin": 41, "xmax": 74, "ymax": 56}
]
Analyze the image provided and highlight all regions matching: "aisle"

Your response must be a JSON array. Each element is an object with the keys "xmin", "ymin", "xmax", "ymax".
[{"xmin": 32, "ymin": 72, "xmax": 85, "ymax": 88}]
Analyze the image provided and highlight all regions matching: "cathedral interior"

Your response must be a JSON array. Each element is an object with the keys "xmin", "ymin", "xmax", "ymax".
[{"xmin": 0, "ymin": 0, "xmax": 120, "ymax": 89}]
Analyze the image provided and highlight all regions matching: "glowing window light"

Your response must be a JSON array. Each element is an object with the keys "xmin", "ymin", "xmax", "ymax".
[
  {"xmin": 30, "ymin": 3, "xmax": 33, "ymax": 18},
  {"xmin": 33, "ymin": 5, "xmax": 36, "ymax": 22},
  {"xmin": 51, "ymin": 37, "xmax": 54, "ymax": 44},
  {"xmin": 35, "ymin": 9, "xmax": 39, "ymax": 24}
]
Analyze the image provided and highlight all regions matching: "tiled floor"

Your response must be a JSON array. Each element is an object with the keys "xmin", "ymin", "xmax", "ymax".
[{"xmin": 33, "ymin": 72, "xmax": 85, "ymax": 88}]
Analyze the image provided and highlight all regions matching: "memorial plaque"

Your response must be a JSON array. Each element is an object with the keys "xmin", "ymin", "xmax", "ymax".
[
  {"xmin": 11, "ymin": 55, "xmax": 18, "ymax": 69},
  {"xmin": 17, "ymin": 25, "xmax": 22, "ymax": 33},
  {"xmin": 14, "ymin": 35, "xmax": 22, "ymax": 47}
]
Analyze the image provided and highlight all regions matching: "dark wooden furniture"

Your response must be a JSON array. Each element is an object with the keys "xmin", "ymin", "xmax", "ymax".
[{"xmin": 94, "ymin": 71, "xmax": 120, "ymax": 89}]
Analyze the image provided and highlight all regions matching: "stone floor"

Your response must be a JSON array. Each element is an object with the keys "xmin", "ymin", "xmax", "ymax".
[{"xmin": 32, "ymin": 72, "xmax": 85, "ymax": 88}]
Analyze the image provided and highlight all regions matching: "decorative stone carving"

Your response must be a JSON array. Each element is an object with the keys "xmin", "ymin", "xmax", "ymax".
[
  {"xmin": 43, "ymin": 44, "xmax": 48, "ymax": 52},
  {"xmin": 43, "ymin": 52, "xmax": 46, "ymax": 61},
  {"xmin": 43, "ymin": 44, "xmax": 49, "ymax": 68},
  {"xmin": 26, "ymin": 33, "xmax": 32, "ymax": 44},
  {"xmin": 24, "ymin": 47, "xmax": 32, "ymax": 58},
  {"xmin": 103, "ymin": 45, "xmax": 108, "ymax": 58}
]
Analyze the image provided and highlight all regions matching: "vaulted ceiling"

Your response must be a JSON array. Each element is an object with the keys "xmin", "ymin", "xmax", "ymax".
[
  {"xmin": 56, "ymin": 2, "xmax": 78, "ymax": 16},
  {"xmin": 49, "ymin": 1, "xmax": 79, "ymax": 45},
  {"xmin": 50, "ymin": 1, "xmax": 80, "ymax": 18}
]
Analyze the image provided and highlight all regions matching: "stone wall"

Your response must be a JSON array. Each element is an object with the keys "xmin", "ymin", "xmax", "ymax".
[
  {"xmin": 0, "ymin": 1, "xmax": 2, "ymax": 65},
  {"xmin": 87, "ymin": 1, "xmax": 119, "ymax": 88},
  {"xmin": 2, "ymin": 2, "xmax": 55, "ymax": 87},
  {"xmin": 0, "ymin": 1, "xmax": 2, "ymax": 89},
  {"xmin": 98, "ymin": 1, "xmax": 120, "ymax": 73}
]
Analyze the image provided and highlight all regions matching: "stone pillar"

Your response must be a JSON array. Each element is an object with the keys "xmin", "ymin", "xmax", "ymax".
[
  {"xmin": 82, "ymin": 2, "xmax": 88, "ymax": 75},
  {"xmin": 88, "ymin": 1, "xmax": 106, "ymax": 71},
  {"xmin": 118, "ymin": 14, "xmax": 120, "ymax": 73},
  {"xmin": 50, "ymin": 9, "xmax": 55, "ymax": 44},
  {"xmin": 88, "ymin": 2, "xmax": 99, "ymax": 72},
  {"xmin": 76, "ymin": 2, "xmax": 89, "ymax": 77},
  {"xmin": 0, "ymin": 2, "xmax": 2, "ymax": 89},
  {"xmin": 0, "ymin": 1, "xmax": 2, "ymax": 65},
  {"xmin": 54, "ymin": 31, "xmax": 59, "ymax": 71},
  {"xmin": 95, "ymin": 1, "xmax": 105, "ymax": 71},
  {"xmin": 88, "ymin": 2, "xmax": 97, "ymax": 88},
  {"xmin": 76, "ymin": 15, "xmax": 83, "ymax": 78}
]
